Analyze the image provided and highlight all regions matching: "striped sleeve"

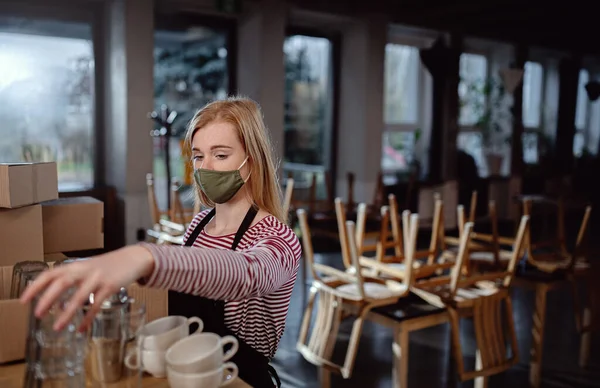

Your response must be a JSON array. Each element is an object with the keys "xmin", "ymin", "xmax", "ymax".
[{"xmin": 140, "ymin": 224, "xmax": 301, "ymax": 301}]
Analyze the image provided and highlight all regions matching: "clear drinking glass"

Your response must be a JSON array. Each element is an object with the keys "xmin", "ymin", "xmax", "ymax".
[
  {"xmin": 24, "ymin": 287, "xmax": 88, "ymax": 388},
  {"xmin": 85, "ymin": 302, "xmax": 146, "ymax": 388}
]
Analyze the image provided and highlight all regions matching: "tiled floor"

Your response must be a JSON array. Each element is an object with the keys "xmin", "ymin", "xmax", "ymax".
[{"xmin": 271, "ymin": 252, "xmax": 600, "ymax": 388}]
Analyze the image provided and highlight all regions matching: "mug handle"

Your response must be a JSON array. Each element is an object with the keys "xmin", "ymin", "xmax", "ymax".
[
  {"xmin": 220, "ymin": 335, "xmax": 239, "ymax": 362},
  {"xmin": 124, "ymin": 348, "xmax": 140, "ymax": 370},
  {"xmin": 220, "ymin": 362, "xmax": 239, "ymax": 386},
  {"xmin": 187, "ymin": 317, "xmax": 204, "ymax": 334}
]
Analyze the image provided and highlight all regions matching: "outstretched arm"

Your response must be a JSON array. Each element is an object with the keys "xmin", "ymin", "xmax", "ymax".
[{"xmin": 139, "ymin": 226, "xmax": 300, "ymax": 300}]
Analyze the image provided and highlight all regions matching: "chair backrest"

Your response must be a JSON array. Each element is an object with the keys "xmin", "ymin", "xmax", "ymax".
[
  {"xmin": 503, "ymin": 215, "xmax": 530, "ymax": 287},
  {"xmin": 282, "ymin": 177, "xmax": 294, "ymax": 222},
  {"xmin": 387, "ymin": 194, "xmax": 404, "ymax": 258},
  {"xmin": 146, "ymin": 173, "xmax": 161, "ymax": 225},
  {"xmin": 296, "ymin": 209, "xmax": 320, "ymax": 283},
  {"xmin": 335, "ymin": 197, "xmax": 352, "ymax": 269}
]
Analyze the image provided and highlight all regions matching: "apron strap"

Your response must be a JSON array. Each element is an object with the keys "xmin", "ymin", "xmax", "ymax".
[
  {"xmin": 184, "ymin": 208, "xmax": 216, "ymax": 247},
  {"xmin": 172, "ymin": 205, "xmax": 281, "ymax": 388}
]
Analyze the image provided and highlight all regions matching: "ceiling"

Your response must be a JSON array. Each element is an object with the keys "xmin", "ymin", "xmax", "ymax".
[{"xmin": 291, "ymin": 0, "xmax": 599, "ymax": 56}]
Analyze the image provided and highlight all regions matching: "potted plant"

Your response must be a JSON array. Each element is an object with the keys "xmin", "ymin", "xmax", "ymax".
[{"xmin": 460, "ymin": 76, "xmax": 512, "ymax": 176}]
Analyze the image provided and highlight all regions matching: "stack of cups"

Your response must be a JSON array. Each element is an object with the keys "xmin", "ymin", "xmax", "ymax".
[
  {"xmin": 125, "ymin": 316, "xmax": 204, "ymax": 378},
  {"xmin": 165, "ymin": 333, "xmax": 240, "ymax": 388}
]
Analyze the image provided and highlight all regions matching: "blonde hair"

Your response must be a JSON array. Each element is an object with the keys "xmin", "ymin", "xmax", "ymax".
[{"xmin": 184, "ymin": 96, "xmax": 285, "ymax": 223}]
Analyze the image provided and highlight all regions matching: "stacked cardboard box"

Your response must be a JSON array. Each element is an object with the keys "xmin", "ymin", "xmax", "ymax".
[{"xmin": 0, "ymin": 163, "xmax": 108, "ymax": 363}]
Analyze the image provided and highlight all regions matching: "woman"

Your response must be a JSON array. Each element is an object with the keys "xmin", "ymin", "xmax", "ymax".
[{"xmin": 21, "ymin": 96, "xmax": 301, "ymax": 387}]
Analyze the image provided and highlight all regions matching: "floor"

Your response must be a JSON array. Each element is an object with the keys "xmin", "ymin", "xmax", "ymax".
[{"xmin": 271, "ymin": 248, "xmax": 600, "ymax": 388}]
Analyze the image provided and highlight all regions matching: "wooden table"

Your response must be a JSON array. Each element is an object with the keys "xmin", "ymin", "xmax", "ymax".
[{"xmin": 0, "ymin": 361, "xmax": 252, "ymax": 388}]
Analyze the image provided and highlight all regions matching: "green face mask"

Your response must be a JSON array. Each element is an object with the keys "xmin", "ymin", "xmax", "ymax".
[{"xmin": 194, "ymin": 157, "xmax": 250, "ymax": 204}]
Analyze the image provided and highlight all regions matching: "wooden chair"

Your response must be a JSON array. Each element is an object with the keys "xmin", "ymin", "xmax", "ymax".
[
  {"xmin": 522, "ymin": 199, "xmax": 592, "ymax": 274},
  {"xmin": 296, "ymin": 210, "xmax": 417, "ymax": 382},
  {"xmin": 169, "ymin": 178, "xmax": 196, "ymax": 225},
  {"xmin": 413, "ymin": 215, "xmax": 529, "ymax": 387},
  {"xmin": 282, "ymin": 177, "xmax": 294, "ymax": 224}
]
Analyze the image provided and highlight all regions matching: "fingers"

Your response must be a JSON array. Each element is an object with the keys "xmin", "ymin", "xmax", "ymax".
[
  {"xmin": 53, "ymin": 273, "xmax": 101, "ymax": 331},
  {"xmin": 32, "ymin": 271, "xmax": 77, "ymax": 318},
  {"xmin": 78, "ymin": 287, "xmax": 113, "ymax": 333},
  {"xmin": 19, "ymin": 268, "xmax": 62, "ymax": 305}
]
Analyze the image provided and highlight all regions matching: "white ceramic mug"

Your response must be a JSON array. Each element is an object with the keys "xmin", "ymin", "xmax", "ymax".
[
  {"xmin": 165, "ymin": 333, "xmax": 239, "ymax": 374},
  {"xmin": 139, "ymin": 316, "xmax": 203, "ymax": 351},
  {"xmin": 167, "ymin": 362, "xmax": 238, "ymax": 388},
  {"xmin": 124, "ymin": 348, "xmax": 167, "ymax": 378}
]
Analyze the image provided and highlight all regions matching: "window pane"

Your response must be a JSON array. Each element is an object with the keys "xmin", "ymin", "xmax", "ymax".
[
  {"xmin": 575, "ymin": 69, "xmax": 589, "ymax": 130},
  {"xmin": 522, "ymin": 62, "xmax": 543, "ymax": 128},
  {"xmin": 284, "ymin": 35, "xmax": 333, "ymax": 167},
  {"xmin": 0, "ymin": 18, "xmax": 95, "ymax": 191},
  {"xmin": 522, "ymin": 132, "xmax": 539, "ymax": 164},
  {"xmin": 457, "ymin": 132, "xmax": 485, "ymax": 176},
  {"xmin": 381, "ymin": 131, "xmax": 415, "ymax": 171},
  {"xmin": 573, "ymin": 131, "xmax": 585, "ymax": 157},
  {"xmin": 153, "ymin": 24, "xmax": 230, "ymax": 209},
  {"xmin": 384, "ymin": 44, "xmax": 419, "ymax": 124},
  {"xmin": 459, "ymin": 53, "xmax": 488, "ymax": 126}
]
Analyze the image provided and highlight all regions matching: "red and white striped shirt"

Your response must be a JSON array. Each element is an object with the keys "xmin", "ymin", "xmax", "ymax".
[{"xmin": 142, "ymin": 209, "xmax": 301, "ymax": 359}]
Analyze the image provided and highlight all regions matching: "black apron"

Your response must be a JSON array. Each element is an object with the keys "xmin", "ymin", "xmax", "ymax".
[{"xmin": 168, "ymin": 206, "xmax": 281, "ymax": 388}]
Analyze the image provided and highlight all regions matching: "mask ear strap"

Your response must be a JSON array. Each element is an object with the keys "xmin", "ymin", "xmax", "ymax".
[
  {"xmin": 239, "ymin": 157, "xmax": 251, "ymax": 182},
  {"xmin": 243, "ymin": 168, "xmax": 252, "ymax": 183},
  {"xmin": 238, "ymin": 156, "xmax": 249, "ymax": 170}
]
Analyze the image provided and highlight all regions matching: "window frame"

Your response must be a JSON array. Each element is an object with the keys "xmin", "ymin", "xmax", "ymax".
[
  {"xmin": 520, "ymin": 61, "xmax": 546, "ymax": 165},
  {"xmin": 574, "ymin": 67, "xmax": 597, "ymax": 156},
  {"xmin": 381, "ymin": 34, "xmax": 434, "ymax": 175},
  {"xmin": 384, "ymin": 34, "xmax": 431, "ymax": 134},
  {"xmin": 282, "ymin": 26, "xmax": 341, "ymax": 190},
  {"xmin": 458, "ymin": 49, "xmax": 490, "ymax": 132},
  {"xmin": 522, "ymin": 60, "xmax": 546, "ymax": 132},
  {"xmin": 0, "ymin": 2, "xmax": 102, "ymax": 191}
]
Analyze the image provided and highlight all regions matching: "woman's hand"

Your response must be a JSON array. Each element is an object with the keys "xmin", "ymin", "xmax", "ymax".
[{"xmin": 19, "ymin": 245, "xmax": 155, "ymax": 332}]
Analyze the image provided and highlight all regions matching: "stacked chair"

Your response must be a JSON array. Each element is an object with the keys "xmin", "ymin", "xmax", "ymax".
[{"xmin": 295, "ymin": 190, "xmax": 533, "ymax": 388}]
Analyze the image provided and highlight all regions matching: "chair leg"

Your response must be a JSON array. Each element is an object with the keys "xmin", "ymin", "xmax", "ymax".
[
  {"xmin": 340, "ymin": 309, "xmax": 368, "ymax": 379},
  {"xmin": 318, "ymin": 367, "xmax": 331, "ymax": 388},
  {"xmin": 474, "ymin": 351, "xmax": 489, "ymax": 388},
  {"xmin": 529, "ymin": 285, "xmax": 548, "ymax": 388},
  {"xmin": 392, "ymin": 325, "xmax": 409, "ymax": 388}
]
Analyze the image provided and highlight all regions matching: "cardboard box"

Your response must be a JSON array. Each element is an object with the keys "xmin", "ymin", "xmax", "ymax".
[
  {"xmin": 43, "ymin": 253, "xmax": 68, "ymax": 263},
  {"xmin": 0, "ymin": 265, "xmax": 30, "ymax": 363},
  {"xmin": 0, "ymin": 162, "xmax": 58, "ymax": 208},
  {"xmin": 0, "ymin": 267, "xmax": 168, "ymax": 364},
  {"xmin": 0, "ymin": 205, "xmax": 44, "ymax": 266},
  {"xmin": 42, "ymin": 197, "xmax": 104, "ymax": 254},
  {"xmin": 127, "ymin": 283, "xmax": 169, "ymax": 325}
]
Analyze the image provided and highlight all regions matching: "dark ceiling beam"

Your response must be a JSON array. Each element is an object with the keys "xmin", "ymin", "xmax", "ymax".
[{"xmin": 289, "ymin": 0, "xmax": 600, "ymax": 56}]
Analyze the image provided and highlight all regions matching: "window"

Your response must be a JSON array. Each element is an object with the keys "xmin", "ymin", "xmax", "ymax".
[
  {"xmin": 283, "ymin": 34, "xmax": 334, "ymax": 200},
  {"xmin": 382, "ymin": 43, "xmax": 425, "ymax": 172},
  {"xmin": 0, "ymin": 17, "xmax": 95, "ymax": 191},
  {"xmin": 522, "ymin": 62, "xmax": 544, "ymax": 128},
  {"xmin": 384, "ymin": 44, "xmax": 420, "ymax": 125},
  {"xmin": 521, "ymin": 61, "xmax": 545, "ymax": 164},
  {"xmin": 574, "ymin": 69, "xmax": 590, "ymax": 157},
  {"xmin": 522, "ymin": 132, "xmax": 539, "ymax": 164},
  {"xmin": 283, "ymin": 35, "xmax": 333, "ymax": 168},
  {"xmin": 382, "ymin": 131, "xmax": 415, "ymax": 172},
  {"xmin": 457, "ymin": 132, "xmax": 487, "ymax": 176},
  {"xmin": 458, "ymin": 53, "xmax": 488, "ymax": 126},
  {"xmin": 575, "ymin": 69, "xmax": 590, "ymax": 130},
  {"xmin": 153, "ymin": 21, "xmax": 232, "ymax": 208}
]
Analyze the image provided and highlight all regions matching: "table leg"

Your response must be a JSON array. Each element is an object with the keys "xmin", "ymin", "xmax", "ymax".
[
  {"xmin": 529, "ymin": 285, "xmax": 547, "ymax": 387},
  {"xmin": 392, "ymin": 325, "xmax": 409, "ymax": 388},
  {"xmin": 579, "ymin": 307, "xmax": 591, "ymax": 367}
]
